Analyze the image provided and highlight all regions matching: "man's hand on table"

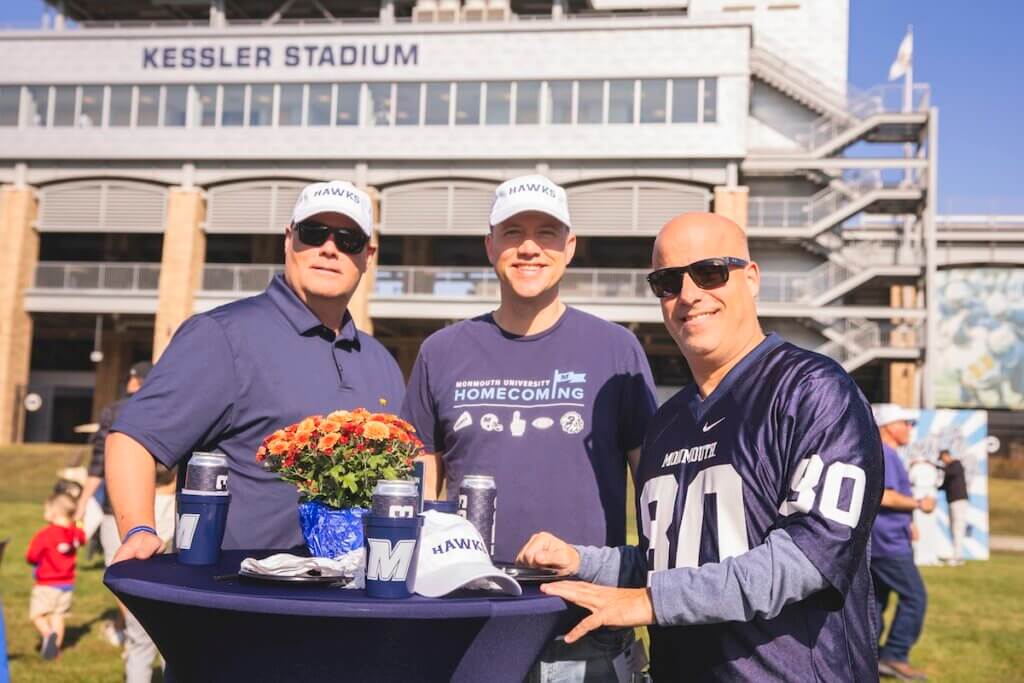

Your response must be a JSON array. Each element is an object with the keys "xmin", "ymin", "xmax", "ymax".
[
  {"xmin": 540, "ymin": 583, "xmax": 655, "ymax": 644},
  {"xmin": 516, "ymin": 532, "xmax": 581, "ymax": 575},
  {"xmin": 112, "ymin": 531, "xmax": 164, "ymax": 563}
]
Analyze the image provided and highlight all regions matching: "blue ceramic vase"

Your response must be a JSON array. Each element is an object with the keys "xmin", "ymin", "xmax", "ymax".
[{"xmin": 297, "ymin": 501, "xmax": 369, "ymax": 559}]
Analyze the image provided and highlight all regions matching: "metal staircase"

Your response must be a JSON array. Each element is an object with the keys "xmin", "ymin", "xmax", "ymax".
[{"xmin": 815, "ymin": 318, "xmax": 921, "ymax": 372}]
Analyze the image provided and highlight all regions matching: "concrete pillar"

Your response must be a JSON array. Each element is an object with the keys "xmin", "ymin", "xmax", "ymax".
[
  {"xmin": 348, "ymin": 187, "xmax": 379, "ymax": 334},
  {"xmin": 713, "ymin": 186, "xmax": 749, "ymax": 232},
  {"xmin": 0, "ymin": 186, "xmax": 38, "ymax": 444},
  {"xmin": 153, "ymin": 189, "xmax": 206, "ymax": 361}
]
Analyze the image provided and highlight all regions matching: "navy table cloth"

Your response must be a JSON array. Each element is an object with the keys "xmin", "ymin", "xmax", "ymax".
[{"xmin": 105, "ymin": 550, "xmax": 568, "ymax": 682}]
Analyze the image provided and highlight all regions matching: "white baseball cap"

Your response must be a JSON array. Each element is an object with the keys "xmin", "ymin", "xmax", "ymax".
[
  {"xmin": 489, "ymin": 174, "xmax": 572, "ymax": 230},
  {"xmin": 873, "ymin": 403, "xmax": 917, "ymax": 427},
  {"xmin": 406, "ymin": 511, "xmax": 522, "ymax": 598},
  {"xmin": 291, "ymin": 181, "xmax": 374, "ymax": 236}
]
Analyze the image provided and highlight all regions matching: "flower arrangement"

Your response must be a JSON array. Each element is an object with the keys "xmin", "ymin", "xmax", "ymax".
[{"xmin": 256, "ymin": 408, "xmax": 423, "ymax": 510}]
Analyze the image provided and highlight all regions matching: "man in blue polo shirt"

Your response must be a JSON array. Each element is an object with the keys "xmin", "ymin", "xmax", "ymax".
[
  {"xmin": 871, "ymin": 404, "xmax": 935, "ymax": 681},
  {"xmin": 401, "ymin": 175, "xmax": 657, "ymax": 681},
  {"xmin": 106, "ymin": 181, "xmax": 405, "ymax": 561}
]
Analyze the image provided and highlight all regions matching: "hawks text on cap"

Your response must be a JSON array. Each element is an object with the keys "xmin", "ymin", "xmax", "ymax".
[
  {"xmin": 291, "ymin": 180, "xmax": 374, "ymax": 236},
  {"xmin": 489, "ymin": 174, "xmax": 572, "ymax": 230}
]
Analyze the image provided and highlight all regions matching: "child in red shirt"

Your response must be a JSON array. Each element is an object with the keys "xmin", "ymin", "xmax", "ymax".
[{"xmin": 26, "ymin": 492, "xmax": 85, "ymax": 660}]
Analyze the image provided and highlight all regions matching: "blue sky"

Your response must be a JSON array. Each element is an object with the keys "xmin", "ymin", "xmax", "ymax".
[{"xmin": 2, "ymin": 0, "xmax": 1021, "ymax": 211}]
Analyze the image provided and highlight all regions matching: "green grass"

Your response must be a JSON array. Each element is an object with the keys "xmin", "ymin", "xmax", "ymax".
[{"xmin": 1, "ymin": 447, "xmax": 1023, "ymax": 682}]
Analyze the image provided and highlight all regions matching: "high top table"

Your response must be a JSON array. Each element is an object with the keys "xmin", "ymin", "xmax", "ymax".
[{"xmin": 105, "ymin": 550, "xmax": 568, "ymax": 682}]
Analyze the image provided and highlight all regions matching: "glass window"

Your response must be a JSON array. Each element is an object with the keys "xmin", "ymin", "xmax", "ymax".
[
  {"xmin": 703, "ymin": 78, "xmax": 717, "ymax": 123},
  {"xmin": 279, "ymin": 84, "xmax": 303, "ymax": 126},
  {"xmin": 137, "ymin": 86, "xmax": 160, "ymax": 126},
  {"xmin": 547, "ymin": 81, "xmax": 572, "ymax": 124},
  {"xmin": 608, "ymin": 80, "xmax": 634, "ymax": 124},
  {"xmin": 395, "ymin": 83, "xmax": 420, "ymax": 126},
  {"xmin": 27, "ymin": 86, "xmax": 49, "ymax": 127},
  {"xmin": 0, "ymin": 87, "xmax": 19, "ymax": 126},
  {"xmin": 485, "ymin": 82, "xmax": 510, "ymax": 125},
  {"xmin": 52, "ymin": 86, "xmax": 75, "ymax": 127},
  {"xmin": 78, "ymin": 86, "xmax": 102, "ymax": 127},
  {"xmin": 640, "ymin": 80, "xmax": 667, "ymax": 123},
  {"xmin": 455, "ymin": 82, "xmax": 481, "ymax": 125},
  {"xmin": 221, "ymin": 85, "xmax": 245, "ymax": 127},
  {"xmin": 368, "ymin": 83, "xmax": 392, "ymax": 126},
  {"xmin": 193, "ymin": 85, "xmax": 216, "ymax": 127},
  {"xmin": 336, "ymin": 84, "xmax": 359, "ymax": 126},
  {"xmin": 577, "ymin": 80, "xmax": 603, "ymax": 124},
  {"xmin": 249, "ymin": 84, "xmax": 273, "ymax": 126},
  {"xmin": 165, "ymin": 85, "xmax": 187, "ymax": 127},
  {"xmin": 108, "ymin": 86, "xmax": 131, "ymax": 127},
  {"xmin": 424, "ymin": 82, "xmax": 450, "ymax": 125},
  {"xmin": 308, "ymin": 84, "xmax": 332, "ymax": 126},
  {"xmin": 671, "ymin": 78, "xmax": 699, "ymax": 123},
  {"xmin": 515, "ymin": 81, "xmax": 540, "ymax": 125}
]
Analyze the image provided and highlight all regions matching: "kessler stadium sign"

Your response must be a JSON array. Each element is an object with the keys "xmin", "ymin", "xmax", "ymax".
[{"xmin": 141, "ymin": 42, "xmax": 419, "ymax": 69}]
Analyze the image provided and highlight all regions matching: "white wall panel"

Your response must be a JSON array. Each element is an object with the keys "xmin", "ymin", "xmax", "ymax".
[{"xmin": 37, "ymin": 180, "xmax": 167, "ymax": 233}]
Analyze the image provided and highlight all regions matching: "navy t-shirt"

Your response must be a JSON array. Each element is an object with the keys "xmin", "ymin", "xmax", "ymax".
[
  {"xmin": 636, "ymin": 334, "xmax": 884, "ymax": 682},
  {"xmin": 871, "ymin": 444, "xmax": 914, "ymax": 558},
  {"xmin": 401, "ymin": 307, "xmax": 657, "ymax": 562},
  {"xmin": 113, "ymin": 275, "xmax": 405, "ymax": 550}
]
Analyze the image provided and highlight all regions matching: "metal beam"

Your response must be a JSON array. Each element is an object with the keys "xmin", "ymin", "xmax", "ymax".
[
  {"xmin": 923, "ymin": 107, "xmax": 939, "ymax": 408},
  {"xmin": 743, "ymin": 158, "xmax": 930, "ymax": 171}
]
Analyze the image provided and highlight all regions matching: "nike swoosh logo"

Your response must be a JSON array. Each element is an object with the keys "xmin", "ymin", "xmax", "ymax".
[{"xmin": 702, "ymin": 417, "xmax": 726, "ymax": 432}]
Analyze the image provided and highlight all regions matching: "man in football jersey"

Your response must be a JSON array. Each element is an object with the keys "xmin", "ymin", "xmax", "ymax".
[
  {"xmin": 402, "ymin": 174, "xmax": 657, "ymax": 680},
  {"xmin": 519, "ymin": 212, "xmax": 885, "ymax": 681}
]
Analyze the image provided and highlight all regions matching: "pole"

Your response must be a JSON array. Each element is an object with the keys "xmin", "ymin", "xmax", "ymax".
[{"xmin": 923, "ymin": 107, "xmax": 939, "ymax": 408}]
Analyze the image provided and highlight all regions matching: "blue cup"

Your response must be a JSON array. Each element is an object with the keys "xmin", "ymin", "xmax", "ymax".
[
  {"xmin": 423, "ymin": 499, "xmax": 458, "ymax": 514},
  {"xmin": 364, "ymin": 515, "xmax": 420, "ymax": 599},
  {"xmin": 175, "ymin": 492, "xmax": 230, "ymax": 566}
]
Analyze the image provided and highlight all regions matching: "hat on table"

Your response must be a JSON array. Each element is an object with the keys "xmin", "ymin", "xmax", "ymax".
[
  {"xmin": 407, "ymin": 511, "xmax": 522, "ymax": 598},
  {"xmin": 873, "ymin": 403, "xmax": 917, "ymax": 427},
  {"xmin": 291, "ymin": 180, "xmax": 374, "ymax": 236},
  {"xmin": 489, "ymin": 174, "xmax": 572, "ymax": 230}
]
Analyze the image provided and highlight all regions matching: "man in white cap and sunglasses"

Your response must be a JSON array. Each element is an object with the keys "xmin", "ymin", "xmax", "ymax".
[
  {"xmin": 519, "ymin": 213, "xmax": 885, "ymax": 682},
  {"xmin": 107, "ymin": 181, "xmax": 404, "ymax": 563},
  {"xmin": 401, "ymin": 174, "xmax": 657, "ymax": 681}
]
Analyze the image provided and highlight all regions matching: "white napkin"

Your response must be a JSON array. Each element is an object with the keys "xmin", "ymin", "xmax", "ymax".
[{"xmin": 241, "ymin": 549, "xmax": 365, "ymax": 583}]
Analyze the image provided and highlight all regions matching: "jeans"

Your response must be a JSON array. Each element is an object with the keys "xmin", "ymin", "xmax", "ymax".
[
  {"xmin": 872, "ymin": 554, "xmax": 927, "ymax": 663},
  {"xmin": 527, "ymin": 628, "xmax": 638, "ymax": 683}
]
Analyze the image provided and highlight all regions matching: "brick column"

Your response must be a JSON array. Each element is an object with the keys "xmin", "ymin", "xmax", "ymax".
[
  {"xmin": 91, "ymin": 328, "xmax": 130, "ymax": 421},
  {"xmin": 889, "ymin": 284, "xmax": 919, "ymax": 407},
  {"xmin": 153, "ymin": 189, "xmax": 206, "ymax": 361},
  {"xmin": 0, "ymin": 186, "xmax": 38, "ymax": 444},
  {"xmin": 348, "ymin": 187, "xmax": 379, "ymax": 334},
  {"xmin": 713, "ymin": 186, "xmax": 750, "ymax": 232}
]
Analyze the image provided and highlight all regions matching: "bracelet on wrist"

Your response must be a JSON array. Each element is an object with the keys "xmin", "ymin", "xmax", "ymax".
[{"xmin": 122, "ymin": 525, "xmax": 157, "ymax": 544}]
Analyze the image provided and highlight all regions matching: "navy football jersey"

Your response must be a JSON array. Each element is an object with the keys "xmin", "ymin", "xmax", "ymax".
[{"xmin": 636, "ymin": 334, "xmax": 884, "ymax": 682}]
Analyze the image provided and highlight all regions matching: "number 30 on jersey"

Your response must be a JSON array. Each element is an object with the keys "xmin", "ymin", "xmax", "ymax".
[{"xmin": 640, "ymin": 456, "xmax": 866, "ymax": 571}]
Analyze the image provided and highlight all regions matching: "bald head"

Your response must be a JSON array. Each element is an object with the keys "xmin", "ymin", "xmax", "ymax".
[{"xmin": 653, "ymin": 213, "xmax": 749, "ymax": 268}]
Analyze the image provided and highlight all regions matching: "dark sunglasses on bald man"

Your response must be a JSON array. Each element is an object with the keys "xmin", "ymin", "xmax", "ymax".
[
  {"xmin": 647, "ymin": 257, "xmax": 749, "ymax": 298},
  {"xmin": 293, "ymin": 220, "xmax": 370, "ymax": 254}
]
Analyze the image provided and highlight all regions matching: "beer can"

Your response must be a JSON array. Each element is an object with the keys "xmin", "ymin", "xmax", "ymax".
[
  {"xmin": 458, "ymin": 474, "xmax": 497, "ymax": 556},
  {"xmin": 371, "ymin": 479, "xmax": 419, "ymax": 518},
  {"xmin": 183, "ymin": 452, "xmax": 229, "ymax": 495}
]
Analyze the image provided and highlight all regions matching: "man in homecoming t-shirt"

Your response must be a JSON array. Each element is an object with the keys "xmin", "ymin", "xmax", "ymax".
[{"xmin": 402, "ymin": 174, "xmax": 657, "ymax": 681}]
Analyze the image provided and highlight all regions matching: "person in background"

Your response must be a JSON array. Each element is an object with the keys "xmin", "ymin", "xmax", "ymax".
[
  {"xmin": 26, "ymin": 492, "xmax": 86, "ymax": 661},
  {"xmin": 75, "ymin": 360, "xmax": 153, "ymax": 647},
  {"xmin": 871, "ymin": 403, "xmax": 936, "ymax": 681},
  {"xmin": 938, "ymin": 449, "xmax": 969, "ymax": 565}
]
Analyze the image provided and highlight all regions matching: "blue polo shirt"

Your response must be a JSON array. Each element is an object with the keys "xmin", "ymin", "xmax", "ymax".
[
  {"xmin": 112, "ymin": 275, "xmax": 405, "ymax": 550},
  {"xmin": 871, "ymin": 443, "xmax": 914, "ymax": 559}
]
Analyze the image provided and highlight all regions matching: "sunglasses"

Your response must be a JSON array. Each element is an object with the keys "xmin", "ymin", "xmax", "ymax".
[
  {"xmin": 293, "ymin": 220, "xmax": 369, "ymax": 254},
  {"xmin": 646, "ymin": 257, "xmax": 749, "ymax": 298}
]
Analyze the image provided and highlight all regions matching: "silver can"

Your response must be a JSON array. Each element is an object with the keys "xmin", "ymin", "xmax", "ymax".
[
  {"xmin": 458, "ymin": 474, "xmax": 497, "ymax": 556},
  {"xmin": 371, "ymin": 479, "xmax": 419, "ymax": 518},
  {"xmin": 183, "ymin": 452, "xmax": 229, "ymax": 495}
]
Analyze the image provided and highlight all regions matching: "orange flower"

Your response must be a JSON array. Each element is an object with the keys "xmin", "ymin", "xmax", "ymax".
[
  {"xmin": 294, "ymin": 431, "xmax": 312, "ymax": 447},
  {"xmin": 268, "ymin": 439, "xmax": 288, "ymax": 455},
  {"xmin": 296, "ymin": 417, "xmax": 318, "ymax": 435},
  {"xmin": 363, "ymin": 421, "xmax": 390, "ymax": 441},
  {"xmin": 317, "ymin": 433, "xmax": 340, "ymax": 453},
  {"xmin": 256, "ymin": 446, "xmax": 268, "ymax": 461},
  {"xmin": 327, "ymin": 410, "xmax": 352, "ymax": 423},
  {"xmin": 390, "ymin": 426, "xmax": 411, "ymax": 443},
  {"xmin": 320, "ymin": 419, "xmax": 342, "ymax": 434}
]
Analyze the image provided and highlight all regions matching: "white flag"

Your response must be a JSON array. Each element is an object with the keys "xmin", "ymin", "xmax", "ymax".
[{"xmin": 888, "ymin": 30, "xmax": 913, "ymax": 81}]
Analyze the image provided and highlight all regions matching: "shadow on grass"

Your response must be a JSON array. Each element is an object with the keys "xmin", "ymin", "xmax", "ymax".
[{"xmin": 62, "ymin": 606, "xmax": 120, "ymax": 650}]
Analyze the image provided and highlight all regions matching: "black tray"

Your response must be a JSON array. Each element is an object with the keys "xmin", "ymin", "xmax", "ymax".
[{"xmin": 494, "ymin": 563, "xmax": 573, "ymax": 584}]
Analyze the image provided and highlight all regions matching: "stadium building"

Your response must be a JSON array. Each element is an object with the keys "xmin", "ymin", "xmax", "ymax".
[{"xmin": 0, "ymin": 0, "xmax": 1022, "ymax": 454}]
